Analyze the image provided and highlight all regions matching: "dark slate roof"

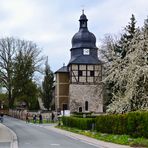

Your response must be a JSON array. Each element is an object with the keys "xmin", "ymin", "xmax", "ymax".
[
  {"xmin": 79, "ymin": 14, "xmax": 88, "ymax": 21},
  {"xmin": 68, "ymin": 55, "xmax": 102, "ymax": 65},
  {"xmin": 72, "ymin": 28, "xmax": 97, "ymax": 49},
  {"xmin": 71, "ymin": 12, "xmax": 97, "ymax": 49},
  {"xmin": 55, "ymin": 66, "xmax": 68, "ymax": 73}
]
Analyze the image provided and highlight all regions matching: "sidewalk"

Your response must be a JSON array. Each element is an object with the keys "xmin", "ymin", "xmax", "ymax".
[
  {"xmin": 0, "ymin": 123, "xmax": 12, "ymax": 143},
  {"xmin": 0, "ymin": 123, "xmax": 11, "ymax": 148},
  {"xmin": 0, "ymin": 123, "xmax": 18, "ymax": 148},
  {"xmin": 44, "ymin": 125, "xmax": 131, "ymax": 148}
]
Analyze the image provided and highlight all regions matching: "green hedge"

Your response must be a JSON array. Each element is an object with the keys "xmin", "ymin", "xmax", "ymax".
[
  {"xmin": 72, "ymin": 115, "xmax": 97, "ymax": 118},
  {"xmin": 96, "ymin": 111, "xmax": 148, "ymax": 138},
  {"xmin": 62, "ymin": 111, "xmax": 148, "ymax": 138},
  {"xmin": 62, "ymin": 116, "xmax": 96, "ymax": 130},
  {"xmin": 126, "ymin": 112, "xmax": 148, "ymax": 138},
  {"xmin": 72, "ymin": 112, "xmax": 92, "ymax": 116},
  {"xmin": 96, "ymin": 114, "xmax": 127, "ymax": 135}
]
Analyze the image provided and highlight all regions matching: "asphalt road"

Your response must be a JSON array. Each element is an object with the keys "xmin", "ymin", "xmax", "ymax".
[
  {"xmin": 3, "ymin": 116, "xmax": 98, "ymax": 148},
  {"xmin": 0, "ymin": 142, "xmax": 10, "ymax": 148}
]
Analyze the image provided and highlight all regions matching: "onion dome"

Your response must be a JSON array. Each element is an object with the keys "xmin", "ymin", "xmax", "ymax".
[{"xmin": 71, "ymin": 11, "xmax": 97, "ymax": 49}]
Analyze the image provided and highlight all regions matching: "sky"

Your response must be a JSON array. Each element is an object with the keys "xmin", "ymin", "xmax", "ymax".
[{"xmin": 0, "ymin": 0, "xmax": 148, "ymax": 72}]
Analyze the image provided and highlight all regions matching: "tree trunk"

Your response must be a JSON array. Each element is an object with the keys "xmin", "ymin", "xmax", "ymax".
[{"xmin": 8, "ymin": 88, "xmax": 14, "ymax": 108}]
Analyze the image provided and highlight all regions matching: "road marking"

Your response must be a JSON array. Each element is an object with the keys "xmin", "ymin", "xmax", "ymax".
[
  {"xmin": 25, "ymin": 142, "xmax": 31, "ymax": 145},
  {"xmin": 28, "ymin": 123, "xmax": 43, "ymax": 128},
  {"xmin": 50, "ymin": 143, "xmax": 60, "ymax": 146}
]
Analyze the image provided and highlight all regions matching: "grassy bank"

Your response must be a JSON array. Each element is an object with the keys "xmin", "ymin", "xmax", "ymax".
[{"xmin": 57, "ymin": 126, "xmax": 148, "ymax": 147}]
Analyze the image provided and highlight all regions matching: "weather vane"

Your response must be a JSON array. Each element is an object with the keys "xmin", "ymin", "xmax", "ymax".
[{"xmin": 81, "ymin": 5, "xmax": 85, "ymax": 14}]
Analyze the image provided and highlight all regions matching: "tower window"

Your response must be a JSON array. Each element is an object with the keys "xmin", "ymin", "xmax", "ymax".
[
  {"xmin": 79, "ymin": 107, "xmax": 82, "ymax": 112},
  {"xmin": 78, "ymin": 70, "xmax": 82, "ymax": 76},
  {"xmin": 63, "ymin": 104, "xmax": 68, "ymax": 110},
  {"xmin": 82, "ymin": 21, "xmax": 86, "ymax": 27},
  {"xmin": 90, "ymin": 71, "xmax": 94, "ymax": 76},
  {"xmin": 85, "ymin": 101, "xmax": 88, "ymax": 111}
]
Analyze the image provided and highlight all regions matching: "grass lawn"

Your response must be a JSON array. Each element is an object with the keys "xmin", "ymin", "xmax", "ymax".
[{"xmin": 57, "ymin": 126, "xmax": 148, "ymax": 147}]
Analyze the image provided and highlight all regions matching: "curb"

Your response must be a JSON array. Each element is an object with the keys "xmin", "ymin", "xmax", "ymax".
[
  {"xmin": 44, "ymin": 126, "xmax": 130, "ymax": 148},
  {"xmin": 9, "ymin": 128, "xmax": 18, "ymax": 148},
  {"xmin": 3, "ymin": 125, "xmax": 18, "ymax": 148}
]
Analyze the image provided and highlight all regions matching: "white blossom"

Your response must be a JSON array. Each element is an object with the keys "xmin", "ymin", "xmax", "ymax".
[{"xmin": 104, "ymin": 19, "xmax": 148, "ymax": 113}]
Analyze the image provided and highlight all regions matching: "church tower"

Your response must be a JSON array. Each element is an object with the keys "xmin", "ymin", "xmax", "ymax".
[{"xmin": 68, "ymin": 11, "xmax": 103, "ymax": 113}]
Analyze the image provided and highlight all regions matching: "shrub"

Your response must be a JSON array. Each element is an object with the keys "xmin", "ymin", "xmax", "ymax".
[
  {"xmin": 72, "ymin": 112, "xmax": 92, "ymax": 115},
  {"xmin": 96, "ymin": 111, "xmax": 148, "ymax": 138},
  {"xmin": 62, "ymin": 111, "xmax": 148, "ymax": 138},
  {"xmin": 62, "ymin": 116, "xmax": 96, "ymax": 130},
  {"xmin": 127, "ymin": 112, "xmax": 148, "ymax": 138},
  {"xmin": 72, "ymin": 115, "xmax": 97, "ymax": 118}
]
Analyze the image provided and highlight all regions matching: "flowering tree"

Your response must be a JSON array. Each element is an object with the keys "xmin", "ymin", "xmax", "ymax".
[{"xmin": 105, "ymin": 18, "xmax": 148, "ymax": 113}]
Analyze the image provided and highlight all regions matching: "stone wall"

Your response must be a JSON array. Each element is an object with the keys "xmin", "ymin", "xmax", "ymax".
[
  {"xmin": 9, "ymin": 109, "xmax": 58, "ymax": 121},
  {"xmin": 69, "ymin": 84, "xmax": 103, "ymax": 113}
]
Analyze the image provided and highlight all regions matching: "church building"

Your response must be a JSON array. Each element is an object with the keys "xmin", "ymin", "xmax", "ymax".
[{"xmin": 55, "ymin": 11, "xmax": 103, "ymax": 113}]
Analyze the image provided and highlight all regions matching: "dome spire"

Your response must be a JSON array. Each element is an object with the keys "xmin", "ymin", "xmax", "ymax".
[
  {"xmin": 71, "ymin": 11, "xmax": 97, "ymax": 49},
  {"xmin": 82, "ymin": 9, "xmax": 84, "ymax": 14},
  {"xmin": 79, "ymin": 10, "xmax": 88, "ymax": 29}
]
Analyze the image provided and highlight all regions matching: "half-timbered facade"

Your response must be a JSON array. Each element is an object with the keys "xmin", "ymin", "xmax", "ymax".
[{"xmin": 69, "ymin": 64, "xmax": 102, "ymax": 84}]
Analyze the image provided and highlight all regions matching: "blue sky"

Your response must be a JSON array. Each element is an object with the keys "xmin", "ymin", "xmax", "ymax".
[{"xmin": 0, "ymin": 0, "xmax": 148, "ymax": 72}]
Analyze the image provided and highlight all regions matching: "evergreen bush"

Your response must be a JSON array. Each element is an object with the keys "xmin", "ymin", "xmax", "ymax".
[
  {"xmin": 62, "ymin": 116, "xmax": 95, "ymax": 130},
  {"xmin": 96, "ymin": 111, "xmax": 148, "ymax": 138},
  {"xmin": 62, "ymin": 111, "xmax": 148, "ymax": 138}
]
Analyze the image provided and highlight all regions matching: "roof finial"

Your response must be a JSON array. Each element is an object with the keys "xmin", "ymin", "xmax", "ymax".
[
  {"xmin": 81, "ymin": 5, "xmax": 85, "ymax": 14},
  {"xmin": 82, "ymin": 9, "xmax": 84, "ymax": 14}
]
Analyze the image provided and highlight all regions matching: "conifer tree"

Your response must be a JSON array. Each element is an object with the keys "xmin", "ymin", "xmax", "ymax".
[
  {"xmin": 117, "ymin": 14, "xmax": 137, "ymax": 58},
  {"xmin": 42, "ymin": 57, "xmax": 54, "ymax": 110}
]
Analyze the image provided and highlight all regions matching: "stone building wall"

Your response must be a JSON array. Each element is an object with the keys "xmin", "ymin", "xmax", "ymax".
[{"xmin": 69, "ymin": 84, "xmax": 103, "ymax": 113}]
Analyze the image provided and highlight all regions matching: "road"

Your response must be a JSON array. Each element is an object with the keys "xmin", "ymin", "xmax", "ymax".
[{"xmin": 3, "ymin": 116, "xmax": 98, "ymax": 148}]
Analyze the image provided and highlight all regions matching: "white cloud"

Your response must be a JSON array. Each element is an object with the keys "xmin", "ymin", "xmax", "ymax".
[
  {"xmin": 87, "ymin": 0, "xmax": 148, "ymax": 34},
  {"xmin": 0, "ymin": 0, "xmax": 34, "ymax": 29},
  {"xmin": 0, "ymin": 0, "xmax": 147, "ymax": 71}
]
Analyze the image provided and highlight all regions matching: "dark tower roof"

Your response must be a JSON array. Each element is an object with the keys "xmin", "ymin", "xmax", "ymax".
[
  {"xmin": 55, "ymin": 66, "xmax": 68, "ymax": 73},
  {"xmin": 71, "ymin": 11, "xmax": 97, "ymax": 49},
  {"xmin": 68, "ymin": 11, "xmax": 101, "ymax": 65}
]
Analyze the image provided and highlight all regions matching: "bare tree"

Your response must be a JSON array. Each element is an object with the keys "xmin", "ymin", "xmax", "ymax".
[
  {"xmin": 0, "ymin": 37, "xmax": 16, "ymax": 108},
  {"xmin": 0, "ymin": 37, "xmax": 44, "ymax": 108}
]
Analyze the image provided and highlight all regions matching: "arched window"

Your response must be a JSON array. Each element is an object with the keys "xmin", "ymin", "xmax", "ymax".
[
  {"xmin": 85, "ymin": 101, "xmax": 88, "ymax": 111},
  {"xmin": 79, "ymin": 107, "xmax": 82, "ymax": 112},
  {"xmin": 63, "ymin": 104, "xmax": 68, "ymax": 110}
]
